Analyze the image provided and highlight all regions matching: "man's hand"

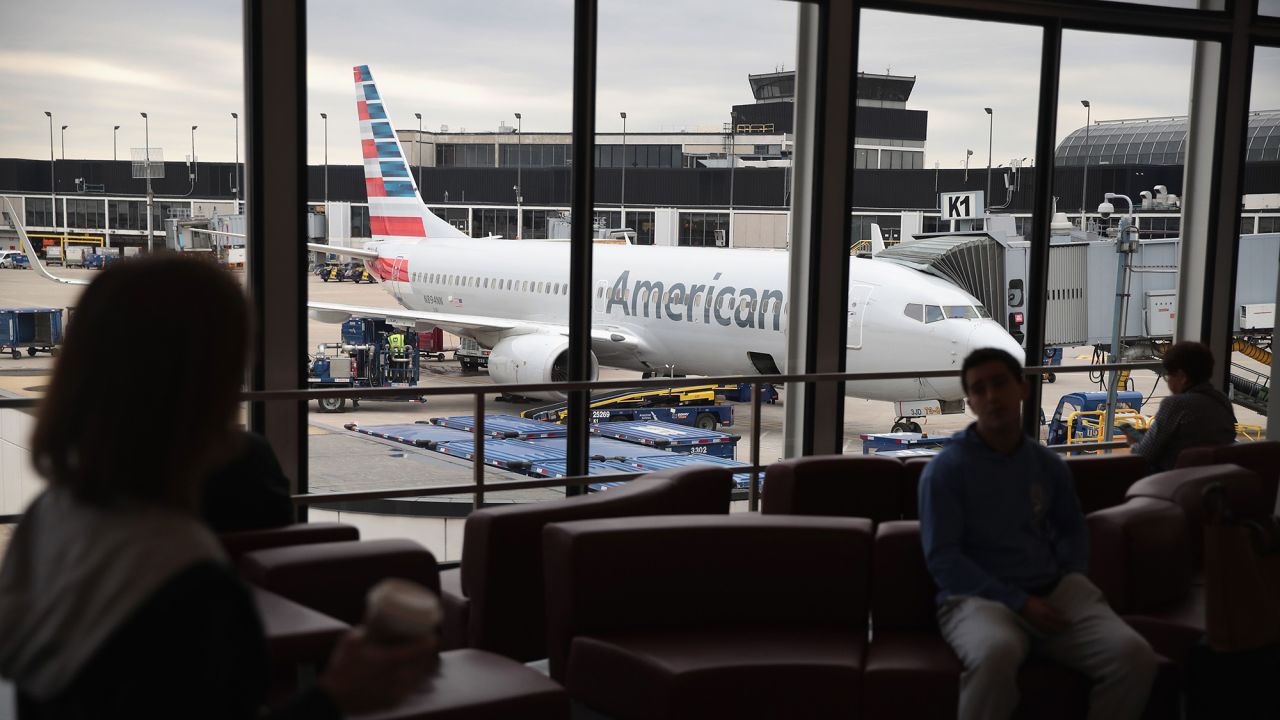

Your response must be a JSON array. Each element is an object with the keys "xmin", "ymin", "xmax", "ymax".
[{"xmin": 1021, "ymin": 596, "xmax": 1069, "ymax": 635}]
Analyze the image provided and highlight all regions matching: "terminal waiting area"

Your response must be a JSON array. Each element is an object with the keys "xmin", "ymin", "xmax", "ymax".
[{"xmin": 5, "ymin": 439, "xmax": 1279, "ymax": 717}]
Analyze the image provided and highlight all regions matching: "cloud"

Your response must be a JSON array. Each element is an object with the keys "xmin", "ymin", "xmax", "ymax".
[{"xmin": 0, "ymin": 0, "xmax": 1271, "ymax": 169}]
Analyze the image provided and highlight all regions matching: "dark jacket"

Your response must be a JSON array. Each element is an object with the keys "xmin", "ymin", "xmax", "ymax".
[{"xmin": 1133, "ymin": 381, "xmax": 1237, "ymax": 471}]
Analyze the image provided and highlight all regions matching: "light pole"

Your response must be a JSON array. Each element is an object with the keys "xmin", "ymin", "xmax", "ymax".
[
  {"xmin": 964, "ymin": 149, "xmax": 973, "ymax": 182},
  {"xmin": 231, "ymin": 112, "xmax": 240, "ymax": 214},
  {"xmin": 61, "ymin": 125, "xmax": 68, "ymax": 160},
  {"xmin": 190, "ymin": 125, "xmax": 198, "ymax": 185},
  {"xmin": 1098, "ymin": 192, "xmax": 1136, "ymax": 443},
  {"xmin": 113, "ymin": 125, "xmax": 120, "ymax": 162},
  {"xmin": 141, "ymin": 112, "xmax": 153, "ymax": 252},
  {"xmin": 414, "ymin": 112, "xmax": 422, "ymax": 192},
  {"xmin": 44, "ymin": 112, "xmax": 55, "ymax": 233},
  {"xmin": 320, "ymin": 112, "xmax": 328, "ymax": 240},
  {"xmin": 619, "ymin": 111, "xmax": 627, "ymax": 227},
  {"xmin": 514, "ymin": 112, "xmax": 522, "ymax": 239},
  {"xmin": 983, "ymin": 107, "xmax": 993, "ymax": 202},
  {"xmin": 1080, "ymin": 100, "xmax": 1091, "ymax": 225}
]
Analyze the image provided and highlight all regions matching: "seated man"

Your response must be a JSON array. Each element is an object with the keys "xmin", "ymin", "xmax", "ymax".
[
  {"xmin": 1127, "ymin": 340, "xmax": 1236, "ymax": 471},
  {"xmin": 920, "ymin": 348, "xmax": 1156, "ymax": 720}
]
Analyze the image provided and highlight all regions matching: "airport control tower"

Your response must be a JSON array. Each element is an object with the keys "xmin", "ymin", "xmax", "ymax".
[{"xmin": 731, "ymin": 70, "xmax": 929, "ymax": 170}]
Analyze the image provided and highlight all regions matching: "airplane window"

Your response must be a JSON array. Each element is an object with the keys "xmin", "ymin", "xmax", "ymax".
[
  {"xmin": 640, "ymin": 289, "xmax": 650, "ymax": 304},
  {"xmin": 553, "ymin": 283, "xmax": 560, "ymax": 294},
  {"xmin": 483, "ymin": 278, "xmax": 489, "ymax": 288},
  {"xmin": 522, "ymin": 281, "xmax": 529, "ymax": 292},
  {"xmin": 944, "ymin": 305, "xmax": 979, "ymax": 320},
  {"xmin": 727, "ymin": 297, "xmax": 736, "ymax": 310},
  {"xmin": 545, "ymin": 284, "xmax": 552, "ymax": 295},
  {"xmin": 597, "ymin": 288, "xmax": 603, "ymax": 298},
  {"xmin": 976, "ymin": 305, "xmax": 992, "ymax": 319},
  {"xmin": 693, "ymin": 292, "xmax": 704, "ymax": 306},
  {"xmin": 904, "ymin": 303, "xmax": 923, "ymax": 322},
  {"xmin": 562, "ymin": 285, "xmax": 568, "ymax": 296},
  {"xmin": 925, "ymin": 305, "xmax": 944, "ymax": 323}
]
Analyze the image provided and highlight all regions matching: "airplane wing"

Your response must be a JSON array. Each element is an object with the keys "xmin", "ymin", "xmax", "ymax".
[
  {"xmin": 307, "ymin": 300, "xmax": 642, "ymax": 350},
  {"xmin": 306, "ymin": 243, "xmax": 380, "ymax": 260},
  {"xmin": 1, "ymin": 196, "xmax": 90, "ymax": 286}
]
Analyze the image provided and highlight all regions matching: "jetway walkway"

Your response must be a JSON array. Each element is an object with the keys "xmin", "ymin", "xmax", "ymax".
[{"xmin": 877, "ymin": 225, "xmax": 1277, "ymax": 417}]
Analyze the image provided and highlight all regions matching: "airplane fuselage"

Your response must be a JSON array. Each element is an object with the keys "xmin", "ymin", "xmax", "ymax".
[{"xmin": 370, "ymin": 238, "xmax": 1022, "ymax": 402}]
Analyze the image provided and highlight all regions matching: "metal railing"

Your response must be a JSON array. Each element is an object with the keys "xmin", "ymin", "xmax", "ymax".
[{"xmin": 0, "ymin": 361, "xmax": 1160, "ymax": 517}]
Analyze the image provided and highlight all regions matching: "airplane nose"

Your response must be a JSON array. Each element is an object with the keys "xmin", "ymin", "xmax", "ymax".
[{"xmin": 968, "ymin": 321, "xmax": 1027, "ymax": 365}]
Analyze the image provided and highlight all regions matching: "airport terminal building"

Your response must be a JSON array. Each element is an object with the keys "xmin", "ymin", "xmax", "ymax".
[{"xmin": 6, "ymin": 66, "xmax": 1275, "ymax": 253}]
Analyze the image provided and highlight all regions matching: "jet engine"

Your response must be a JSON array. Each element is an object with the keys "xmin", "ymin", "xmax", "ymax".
[{"xmin": 487, "ymin": 333, "xmax": 599, "ymax": 400}]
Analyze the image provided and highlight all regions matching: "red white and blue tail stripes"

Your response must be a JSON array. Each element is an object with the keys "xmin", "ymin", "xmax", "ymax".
[{"xmin": 354, "ymin": 64, "xmax": 467, "ymax": 242}]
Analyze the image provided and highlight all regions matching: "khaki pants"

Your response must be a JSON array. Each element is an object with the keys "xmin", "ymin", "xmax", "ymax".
[{"xmin": 936, "ymin": 573, "xmax": 1157, "ymax": 720}]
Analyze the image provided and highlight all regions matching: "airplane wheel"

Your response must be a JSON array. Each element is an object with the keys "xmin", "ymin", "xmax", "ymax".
[
  {"xmin": 695, "ymin": 413, "xmax": 718, "ymax": 431},
  {"xmin": 892, "ymin": 421, "xmax": 911, "ymax": 432},
  {"xmin": 317, "ymin": 397, "xmax": 346, "ymax": 413}
]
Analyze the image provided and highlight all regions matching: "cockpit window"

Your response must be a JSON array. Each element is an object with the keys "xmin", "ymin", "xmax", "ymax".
[
  {"xmin": 903, "ymin": 303, "xmax": 923, "ymax": 322},
  {"xmin": 925, "ymin": 305, "xmax": 944, "ymax": 323},
  {"xmin": 944, "ymin": 305, "xmax": 979, "ymax": 320},
  {"xmin": 976, "ymin": 305, "xmax": 991, "ymax": 319}
]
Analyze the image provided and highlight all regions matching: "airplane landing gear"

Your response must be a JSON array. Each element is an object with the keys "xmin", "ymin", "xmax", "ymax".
[{"xmin": 891, "ymin": 419, "xmax": 923, "ymax": 433}]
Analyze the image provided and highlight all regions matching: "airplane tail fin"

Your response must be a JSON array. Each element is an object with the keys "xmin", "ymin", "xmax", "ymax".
[
  {"xmin": 354, "ymin": 65, "xmax": 467, "ymax": 241},
  {"xmin": 870, "ymin": 223, "xmax": 885, "ymax": 255}
]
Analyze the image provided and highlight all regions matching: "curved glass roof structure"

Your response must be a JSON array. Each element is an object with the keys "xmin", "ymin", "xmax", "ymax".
[{"xmin": 1056, "ymin": 111, "xmax": 1280, "ymax": 166}]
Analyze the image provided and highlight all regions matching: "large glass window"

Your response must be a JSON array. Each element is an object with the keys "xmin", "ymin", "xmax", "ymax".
[
  {"xmin": 436, "ymin": 143, "xmax": 495, "ymax": 167},
  {"xmin": 1231, "ymin": 45, "xmax": 1279, "ymax": 441}
]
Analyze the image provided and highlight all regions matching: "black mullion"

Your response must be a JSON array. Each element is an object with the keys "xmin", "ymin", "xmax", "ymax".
[{"xmin": 1021, "ymin": 21, "xmax": 1061, "ymax": 439}]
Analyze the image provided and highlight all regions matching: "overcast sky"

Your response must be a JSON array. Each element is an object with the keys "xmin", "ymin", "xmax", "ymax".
[{"xmin": 2, "ymin": 0, "xmax": 1277, "ymax": 169}]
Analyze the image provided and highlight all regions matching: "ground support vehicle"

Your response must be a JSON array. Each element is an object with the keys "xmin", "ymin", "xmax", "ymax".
[
  {"xmin": 317, "ymin": 261, "xmax": 346, "ymax": 282},
  {"xmin": 0, "ymin": 251, "xmax": 29, "ymax": 269},
  {"xmin": 523, "ymin": 385, "xmax": 735, "ymax": 430},
  {"xmin": 859, "ymin": 432, "xmax": 949, "ymax": 455},
  {"xmin": 0, "ymin": 307, "xmax": 63, "ymax": 359},
  {"xmin": 340, "ymin": 262, "xmax": 376, "ymax": 283},
  {"xmin": 307, "ymin": 317, "xmax": 424, "ymax": 412},
  {"xmin": 1046, "ymin": 391, "xmax": 1146, "ymax": 448},
  {"xmin": 418, "ymin": 327, "xmax": 449, "ymax": 361},
  {"xmin": 714, "ymin": 383, "xmax": 779, "ymax": 404},
  {"xmin": 455, "ymin": 336, "xmax": 491, "ymax": 371}
]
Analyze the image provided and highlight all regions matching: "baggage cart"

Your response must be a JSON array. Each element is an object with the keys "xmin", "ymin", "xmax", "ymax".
[
  {"xmin": 432, "ymin": 414, "xmax": 567, "ymax": 440},
  {"xmin": 589, "ymin": 420, "xmax": 740, "ymax": 459},
  {"xmin": 0, "ymin": 307, "xmax": 64, "ymax": 359}
]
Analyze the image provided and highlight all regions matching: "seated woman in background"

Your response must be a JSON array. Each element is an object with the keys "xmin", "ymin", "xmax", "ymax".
[
  {"xmin": 1127, "ymin": 340, "xmax": 1237, "ymax": 471},
  {"xmin": 0, "ymin": 256, "xmax": 435, "ymax": 719}
]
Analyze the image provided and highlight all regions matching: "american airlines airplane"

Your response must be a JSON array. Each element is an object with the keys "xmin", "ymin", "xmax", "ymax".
[
  {"xmin": 8, "ymin": 65, "xmax": 1024, "ymax": 425},
  {"xmin": 306, "ymin": 65, "xmax": 1023, "ymax": 412}
]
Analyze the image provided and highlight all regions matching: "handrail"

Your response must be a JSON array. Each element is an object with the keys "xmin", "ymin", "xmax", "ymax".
[
  {"xmin": 0, "ymin": 360, "xmax": 1160, "ymax": 522},
  {"xmin": 0, "ymin": 361, "xmax": 1162, "ymax": 410}
]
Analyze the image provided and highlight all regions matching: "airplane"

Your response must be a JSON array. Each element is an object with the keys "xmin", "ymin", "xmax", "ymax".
[
  {"xmin": 307, "ymin": 65, "xmax": 1024, "ymax": 415},
  {"xmin": 5, "ymin": 65, "xmax": 1025, "ymax": 426}
]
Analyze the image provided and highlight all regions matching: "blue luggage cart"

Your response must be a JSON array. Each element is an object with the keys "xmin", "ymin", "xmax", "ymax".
[
  {"xmin": 434, "ymin": 438, "xmax": 565, "ymax": 473},
  {"xmin": 627, "ymin": 454, "xmax": 754, "ymax": 489},
  {"xmin": 525, "ymin": 459, "xmax": 641, "ymax": 491},
  {"xmin": 590, "ymin": 420, "xmax": 740, "ymax": 459},
  {"xmin": 343, "ymin": 423, "xmax": 473, "ymax": 449},
  {"xmin": 523, "ymin": 436, "xmax": 651, "ymax": 461},
  {"xmin": 859, "ymin": 432, "xmax": 949, "ymax": 455},
  {"xmin": 0, "ymin": 307, "xmax": 63, "ymax": 359},
  {"xmin": 432, "ymin": 414, "xmax": 568, "ymax": 439}
]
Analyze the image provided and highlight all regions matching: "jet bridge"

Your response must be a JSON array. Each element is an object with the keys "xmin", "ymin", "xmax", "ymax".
[{"xmin": 877, "ymin": 229, "xmax": 1279, "ymax": 348}]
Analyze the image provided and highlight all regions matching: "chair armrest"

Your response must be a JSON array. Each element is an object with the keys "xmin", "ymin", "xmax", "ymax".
[{"xmin": 220, "ymin": 522, "xmax": 359, "ymax": 561}]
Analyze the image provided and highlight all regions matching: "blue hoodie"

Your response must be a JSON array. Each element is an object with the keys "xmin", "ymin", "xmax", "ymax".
[{"xmin": 919, "ymin": 423, "xmax": 1088, "ymax": 612}]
